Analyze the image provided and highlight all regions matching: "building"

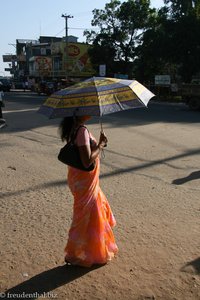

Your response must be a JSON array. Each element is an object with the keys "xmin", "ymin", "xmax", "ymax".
[{"xmin": 2, "ymin": 36, "xmax": 95, "ymax": 82}]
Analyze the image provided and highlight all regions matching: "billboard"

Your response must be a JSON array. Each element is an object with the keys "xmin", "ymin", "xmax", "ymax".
[
  {"xmin": 155, "ymin": 75, "xmax": 171, "ymax": 86},
  {"xmin": 62, "ymin": 42, "xmax": 95, "ymax": 77},
  {"xmin": 35, "ymin": 56, "xmax": 52, "ymax": 76}
]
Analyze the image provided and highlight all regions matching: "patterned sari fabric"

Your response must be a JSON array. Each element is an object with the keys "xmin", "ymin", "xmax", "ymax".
[{"xmin": 65, "ymin": 157, "xmax": 118, "ymax": 267}]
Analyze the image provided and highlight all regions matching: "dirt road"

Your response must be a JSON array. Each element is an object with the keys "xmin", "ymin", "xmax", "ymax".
[{"xmin": 0, "ymin": 93, "xmax": 200, "ymax": 299}]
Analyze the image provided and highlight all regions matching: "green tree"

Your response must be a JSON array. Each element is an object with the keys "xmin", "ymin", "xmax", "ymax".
[
  {"xmin": 136, "ymin": 1, "xmax": 200, "ymax": 82},
  {"xmin": 84, "ymin": 0, "xmax": 155, "ymax": 77},
  {"xmin": 134, "ymin": 7, "xmax": 170, "ymax": 82},
  {"xmin": 164, "ymin": 0, "xmax": 200, "ymax": 18},
  {"xmin": 163, "ymin": 0, "xmax": 200, "ymax": 81}
]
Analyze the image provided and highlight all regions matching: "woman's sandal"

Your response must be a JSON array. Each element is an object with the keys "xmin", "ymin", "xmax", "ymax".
[{"xmin": 64, "ymin": 258, "xmax": 71, "ymax": 265}]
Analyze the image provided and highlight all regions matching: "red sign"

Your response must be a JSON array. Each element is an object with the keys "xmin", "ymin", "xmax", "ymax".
[{"xmin": 68, "ymin": 45, "xmax": 80, "ymax": 57}]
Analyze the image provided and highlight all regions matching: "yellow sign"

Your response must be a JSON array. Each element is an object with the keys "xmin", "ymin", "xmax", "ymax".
[{"xmin": 61, "ymin": 42, "xmax": 95, "ymax": 77}]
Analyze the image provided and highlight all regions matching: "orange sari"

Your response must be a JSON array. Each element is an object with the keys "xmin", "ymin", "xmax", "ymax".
[{"xmin": 65, "ymin": 157, "xmax": 118, "ymax": 267}]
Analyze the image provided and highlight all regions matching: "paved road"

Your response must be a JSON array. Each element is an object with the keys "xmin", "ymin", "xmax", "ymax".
[
  {"xmin": 1, "ymin": 91, "xmax": 200, "ymax": 133},
  {"xmin": 1, "ymin": 91, "xmax": 200, "ymax": 299}
]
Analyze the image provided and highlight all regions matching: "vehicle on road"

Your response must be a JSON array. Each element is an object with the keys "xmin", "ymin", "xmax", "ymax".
[
  {"xmin": 36, "ymin": 81, "xmax": 55, "ymax": 95},
  {"xmin": 179, "ymin": 82, "xmax": 200, "ymax": 111},
  {"xmin": 0, "ymin": 78, "xmax": 11, "ymax": 92}
]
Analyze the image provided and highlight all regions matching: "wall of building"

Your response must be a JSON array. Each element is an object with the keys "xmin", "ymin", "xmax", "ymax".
[{"xmin": 2, "ymin": 36, "xmax": 96, "ymax": 81}]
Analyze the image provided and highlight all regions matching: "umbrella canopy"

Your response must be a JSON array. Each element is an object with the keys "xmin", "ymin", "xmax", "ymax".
[{"xmin": 38, "ymin": 77, "xmax": 155, "ymax": 119}]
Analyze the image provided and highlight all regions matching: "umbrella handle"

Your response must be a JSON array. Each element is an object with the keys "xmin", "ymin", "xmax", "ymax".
[
  {"xmin": 99, "ymin": 117, "xmax": 104, "ymax": 133},
  {"xmin": 99, "ymin": 117, "xmax": 107, "ymax": 148}
]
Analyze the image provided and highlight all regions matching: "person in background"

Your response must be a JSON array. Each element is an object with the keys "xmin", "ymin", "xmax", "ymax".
[
  {"xmin": 0, "ymin": 88, "xmax": 6, "ymax": 129},
  {"xmin": 59, "ymin": 116, "xmax": 118, "ymax": 267},
  {"xmin": 22, "ymin": 81, "xmax": 26, "ymax": 92},
  {"xmin": 25, "ymin": 81, "xmax": 29, "ymax": 90}
]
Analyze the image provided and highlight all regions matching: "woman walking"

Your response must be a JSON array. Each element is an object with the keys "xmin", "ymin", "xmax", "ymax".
[{"xmin": 59, "ymin": 116, "xmax": 118, "ymax": 267}]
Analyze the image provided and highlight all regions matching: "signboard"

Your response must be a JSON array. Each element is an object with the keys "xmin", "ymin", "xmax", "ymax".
[
  {"xmin": 114, "ymin": 73, "xmax": 128, "ymax": 79},
  {"xmin": 99, "ymin": 65, "xmax": 106, "ymax": 77},
  {"xmin": 61, "ymin": 42, "xmax": 95, "ymax": 77},
  {"xmin": 68, "ymin": 44, "xmax": 80, "ymax": 57},
  {"xmin": 17, "ymin": 39, "xmax": 38, "ymax": 44},
  {"xmin": 3, "ymin": 55, "xmax": 17, "ymax": 62},
  {"xmin": 51, "ymin": 42, "xmax": 62, "ymax": 55},
  {"xmin": 171, "ymin": 83, "xmax": 178, "ymax": 92},
  {"xmin": 35, "ymin": 56, "xmax": 52, "ymax": 76},
  {"xmin": 155, "ymin": 75, "xmax": 171, "ymax": 86}
]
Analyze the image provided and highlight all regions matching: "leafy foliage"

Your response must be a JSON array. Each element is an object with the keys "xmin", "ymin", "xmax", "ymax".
[
  {"xmin": 164, "ymin": 0, "xmax": 200, "ymax": 18},
  {"xmin": 84, "ymin": 0, "xmax": 154, "ymax": 77},
  {"xmin": 85, "ymin": 0, "xmax": 200, "ymax": 82}
]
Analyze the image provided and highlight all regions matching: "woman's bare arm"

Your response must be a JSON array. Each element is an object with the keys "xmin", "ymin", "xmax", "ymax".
[{"xmin": 78, "ymin": 132, "xmax": 107, "ymax": 168}]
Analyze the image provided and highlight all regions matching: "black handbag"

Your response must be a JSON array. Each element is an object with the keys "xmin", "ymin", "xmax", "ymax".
[{"xmin": 58, "ymin": 126, "xmax": 95, "ymax": 172}]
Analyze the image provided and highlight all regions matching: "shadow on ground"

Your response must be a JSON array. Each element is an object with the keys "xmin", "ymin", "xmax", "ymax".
[
  {"xmin": 1, "ymin": 147, "xmax": 200, "ymax": 201},
  {"xmin": 172, "ymin": 170, "xmax": 200, "ymax": 185},
  {"xmin": 181, "ymin": 257, "xmax": 200, "ymax": 275},
  {"xmin": 5, "ymin": 264, "xmax": 103, "ymax": 299},
  {"xmin": 0, "ymin": 180, "xmax": 67, "ymax": 200}
]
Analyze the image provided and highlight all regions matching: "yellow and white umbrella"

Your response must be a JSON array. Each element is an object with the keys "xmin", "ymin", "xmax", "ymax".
[{"xmin": 38, "ymin": 77, "xmax": 155, "ymax": 118}]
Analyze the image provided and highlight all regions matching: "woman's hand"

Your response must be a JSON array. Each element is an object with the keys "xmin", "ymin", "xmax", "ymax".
[{"xmin": 98, "ymin": 132, "xmax": 108, "ymax": 149}]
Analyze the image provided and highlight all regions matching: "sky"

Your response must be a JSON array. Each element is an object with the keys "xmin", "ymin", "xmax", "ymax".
[{"xmin": 0, "ymin": 0, "xmax": 164, "ymax": 77}]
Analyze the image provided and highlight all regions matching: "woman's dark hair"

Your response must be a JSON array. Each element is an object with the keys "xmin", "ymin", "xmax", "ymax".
[{"xmin": 59, "ymin": 117, "xmax": 75, "ymax": 142}]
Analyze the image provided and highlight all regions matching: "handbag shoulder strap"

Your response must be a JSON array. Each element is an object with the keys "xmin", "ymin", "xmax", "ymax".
[{"xmin": 71, "ymin": 125, "xmax": 88, "ymax": 143}]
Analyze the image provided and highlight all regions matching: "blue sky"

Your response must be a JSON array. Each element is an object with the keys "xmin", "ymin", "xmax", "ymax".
[{"xmin": 0, "ymin": 0, "xmax": 164, "ymax": 77}]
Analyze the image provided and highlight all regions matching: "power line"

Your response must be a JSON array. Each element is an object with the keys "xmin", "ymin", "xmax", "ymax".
[
  {"xmin": 54, "ymin": 28, "xmax": 65, "ymax": 37},
  {"xmin": 69, "ymin": 27, "xmax": 98, "ymax": 31}
]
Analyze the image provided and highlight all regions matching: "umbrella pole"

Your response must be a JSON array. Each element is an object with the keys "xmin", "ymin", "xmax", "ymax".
[
  {"xmin": 99, "ymin": 116, "xmax": 103, "ymax": 133},
  {"xmin": 99, "ymin": 116, "xmax": 106, "ymax": 158}
]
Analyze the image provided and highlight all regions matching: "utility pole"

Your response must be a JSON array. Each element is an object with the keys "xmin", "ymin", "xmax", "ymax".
[{"xmin": 61, "ymin": 14, "xmax": 73, "ymax": 79}]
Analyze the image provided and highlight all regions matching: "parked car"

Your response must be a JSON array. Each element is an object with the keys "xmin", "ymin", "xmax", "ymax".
[
  {"xmin": 0, "ymin": 78, "xmax": 11, "ymax": 92},
  {"xmin": 177, "ymin": 82, "xmax": 200, "ymax": 111},
  {"xmin": 14, "ymin": 81, "xmax": 25, "ymax": 89}
]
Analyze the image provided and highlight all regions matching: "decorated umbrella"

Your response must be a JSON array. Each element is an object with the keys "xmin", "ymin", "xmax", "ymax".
[{"xmin": 38, "ymin": 77, "xmax": 155, "ymax": 119}]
